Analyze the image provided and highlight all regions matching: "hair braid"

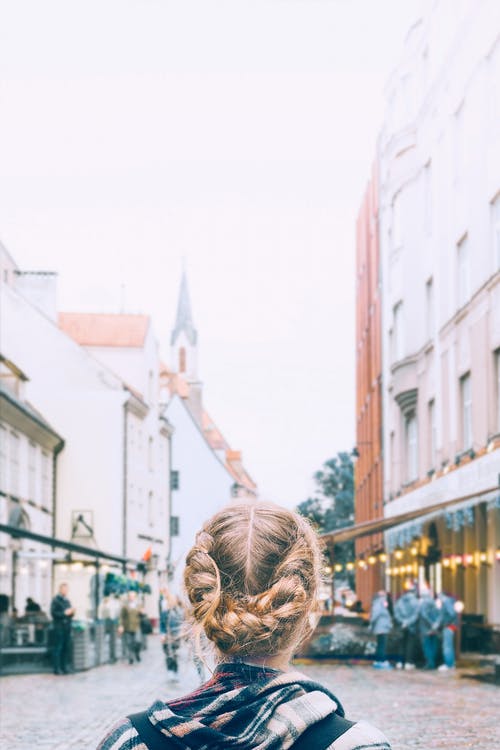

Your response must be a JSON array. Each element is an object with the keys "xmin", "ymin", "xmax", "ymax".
[{"xmin": 184, "ymin": 502, "xmax": 322, "ymax": 657}]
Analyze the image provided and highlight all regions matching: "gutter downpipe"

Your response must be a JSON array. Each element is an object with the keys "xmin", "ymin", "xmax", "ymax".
[{"xmin": 51, "ymin": 439, "xmax": 65, "ymax": 598}]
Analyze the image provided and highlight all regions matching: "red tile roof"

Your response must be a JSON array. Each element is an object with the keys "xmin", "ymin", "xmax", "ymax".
[
  {"xmin": 162, "ymin": 370, "xmax": 257, "ymax": 493},
  {"xmin": 59, "ymin": 313, "xmax": 149, "ymax": 348}
]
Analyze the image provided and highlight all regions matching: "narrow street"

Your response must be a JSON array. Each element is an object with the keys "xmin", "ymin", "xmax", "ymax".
[{"xmin": 1, "ymin": 637, "xmax": 499, "ymax": 750}]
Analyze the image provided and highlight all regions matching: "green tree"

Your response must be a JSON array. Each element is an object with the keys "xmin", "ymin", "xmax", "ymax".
[{"xmin": 297, "ymin": 451, "xmax": 355, "ymax": 574}]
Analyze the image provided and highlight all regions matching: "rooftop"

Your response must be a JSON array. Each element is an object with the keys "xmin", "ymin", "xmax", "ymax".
[{"xmin": 59, "ymin": 312, "xmax": 150, "ymax": 348}]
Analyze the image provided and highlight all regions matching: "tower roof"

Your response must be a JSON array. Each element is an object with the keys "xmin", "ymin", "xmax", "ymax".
[{"xmin": 170, "ymin": 270, "xmax": 197, "ymax": 346}]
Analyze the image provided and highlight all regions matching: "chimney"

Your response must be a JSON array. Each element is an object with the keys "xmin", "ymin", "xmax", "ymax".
[{"xmin": 15, "ymin": 271, "xmax": 58, "ymax": 322}]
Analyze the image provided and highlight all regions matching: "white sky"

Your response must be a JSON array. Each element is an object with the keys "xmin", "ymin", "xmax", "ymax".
[{"xmin": 0, "ymin": 0, "xmax": 421, "ymax": 507}]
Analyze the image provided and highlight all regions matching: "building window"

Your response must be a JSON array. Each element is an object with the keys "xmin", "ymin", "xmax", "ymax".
[
  {"xmin": 460, "ymin": 373, "xmax": 472, "ymax": 450},
  {"xmin": 9, "ymin": 431, "xmax": 20, "ymax": 495},
  {"xmin": 148, "ymin": 437, "xmax": 154, "ymax": 471},
  {"xmin": 179, "ymin": 347, "xmax": 186, "ymax": 373},
  {"xmin": 41, "ymin": 451, "xmax": 50, "ymax": 507},
  {"xmin": 492, "ymin": 195, "xmax": 500, "ymax": 271},
  {"xmin": 496, "ymin": 350, "xmax": 500, "ymax": 432},
  {"xmin": 393, "ymin": 302, "xmax": 404, "ymax": 361},
  {"xmin": 405, "ymin": 413, "xmax": 418, "ymax": 483},
  {"xmin": 28, "ymin": 441, "xmax": 36, "ymax": 501},
  {"xmin": 170, "ymin": 516, "xmax": 179, "ymax": 537},
  {"xmin": 170, "ymin": 470, "xmax": 180, "ymax": 490},
  {"xmin": 457, "ymin": 235, "xmax": 471, "ymax": 308},
  {"xmin": 425, "ymin": 278, "xmax": 434, "ymax": 340},
  {"xmin": 428, "ymin": 399, "xmax": 437, "ymax": 469},
  {"xmin": 148, "ymin": 491, "xmax": 154, "ymax": 527}
]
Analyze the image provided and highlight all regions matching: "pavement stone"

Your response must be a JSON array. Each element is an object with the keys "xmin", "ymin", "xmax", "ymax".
[{"xmin": 0, "ymin": 637, "xmax": 499, "ymax": 749}]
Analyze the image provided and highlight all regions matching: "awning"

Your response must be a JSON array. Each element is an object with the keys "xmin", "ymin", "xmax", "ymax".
[
  {"xmin": 320, "ymin": 484, "xmax": 499, "ymax": 545},
  {"xmin": 0, "ymin": 523, "xmax": 141, "ymax": 568}
]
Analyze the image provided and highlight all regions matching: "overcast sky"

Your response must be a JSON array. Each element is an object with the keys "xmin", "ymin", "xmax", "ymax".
[{"xmin": 0, "ymin": 0, "xmax": 421, "ymax": 507}]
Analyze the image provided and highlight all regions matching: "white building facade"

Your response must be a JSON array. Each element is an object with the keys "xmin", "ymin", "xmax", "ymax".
[
  {"xmin": 379, "ymin": 0, "xmax": 500, "ymax": 624},
  {"xmin": 0, "ymin": 355, "xmax": 63, "ymax": 615},
  {"xmin": 58, "ymin": 312, "xmax": 173, "ymax": 619},
  {"xmin": 0, "ymin": 247, "xmax": 172, "ymax": 619}
]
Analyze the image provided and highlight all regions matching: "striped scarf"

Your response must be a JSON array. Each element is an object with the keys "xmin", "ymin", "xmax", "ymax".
[
  {"xmin": 98, "ymin": 662, "xmax": 391, "ymax": 750},
  {"xmin": 146, "ymin": 662, "xmax": 345, "ymax": 750}
]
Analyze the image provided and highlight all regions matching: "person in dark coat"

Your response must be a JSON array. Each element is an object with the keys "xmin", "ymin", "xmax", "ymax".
[
  {"xmin": 50, "ymin": 583, "xmax": 75, "ymax": 674},
  {"xmin": 394, "ymin": 585, "xmax": 420, "ymax": 669}
]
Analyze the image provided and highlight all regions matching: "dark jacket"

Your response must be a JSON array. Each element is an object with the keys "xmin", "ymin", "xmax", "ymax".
[{"xmin": 50, "ymin": 594, "xmax": 73, "ymax": 627}]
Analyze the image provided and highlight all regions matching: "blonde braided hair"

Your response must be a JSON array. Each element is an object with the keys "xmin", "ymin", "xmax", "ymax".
[{"xmin": 183, "ymin": 501, "xmax": 322, "ymax": 656}]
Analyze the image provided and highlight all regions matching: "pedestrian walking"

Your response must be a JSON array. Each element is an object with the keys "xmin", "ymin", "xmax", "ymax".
[
  {"xmin": 139, "ymin": 608, "xmax": 153, "ymax": 650},
  {"xmin": 163, "ymin": 595, "xmax": 184, "ymax": 681},
  {"xmin": 418, "ymin": 585, "xmax": 441, "ymax": 669},
  {"xmin": 436, "ymin": 591, "xmax": 458, "ymax": 671},
  {"xmin": 158, "ymin": 589, "xmax": 168, "ymax": 635},
  {"xmin": 97, "ymin": 502, "xmax": 391, "ymax": 750},
  {"xmin": 50, "ymin": 582, "xmax": 75, "ymax": 675},
  {"xmin": 369, "ymin": 590, "xmax": 393, "ymax": 669},
  {"xmin": 99, "ymin": 595, "xmax": 121, "ymax": 663},
  {"xmin": 119, "ymin": 591, "xmax": 142, "ymax": 665},
  {"xmin": 394, "ymin": 584, "xmax": 420, "ymax": 669}
]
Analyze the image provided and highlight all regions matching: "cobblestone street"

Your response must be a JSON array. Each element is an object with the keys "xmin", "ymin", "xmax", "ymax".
[{"xmin": 1, "ymin": 637, "xmax": 499, "ymax": 750}]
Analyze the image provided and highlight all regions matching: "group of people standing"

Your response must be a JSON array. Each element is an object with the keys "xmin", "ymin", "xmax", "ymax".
[{"xmin": 369, "ymin": 584, "xmax": 459, "ymax": 671}]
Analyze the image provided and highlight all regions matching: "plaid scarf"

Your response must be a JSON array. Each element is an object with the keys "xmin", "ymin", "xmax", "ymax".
[{"xmin": 145, "ymin": 662, "xmax": 345, "ymax": 750}]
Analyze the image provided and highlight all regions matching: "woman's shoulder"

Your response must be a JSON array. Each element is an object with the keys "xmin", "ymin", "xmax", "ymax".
[
  {"xmin": 96, "ymin": 717, "xmax": 146, "ymax": 750},
  {"xmin": 328, "ymin": 719, "xmax": 391, "ymax": 750}
]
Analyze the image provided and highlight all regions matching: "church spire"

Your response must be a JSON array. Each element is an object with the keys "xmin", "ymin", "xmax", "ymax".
[{"xmin": 170, "ymin": 270, "xmax": 197, "ymax": 347}]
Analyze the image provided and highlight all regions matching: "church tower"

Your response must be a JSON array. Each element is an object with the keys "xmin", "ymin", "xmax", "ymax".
[{"xmin": 171, "ymin": 270, "xmax": 203, "ymax": 422}]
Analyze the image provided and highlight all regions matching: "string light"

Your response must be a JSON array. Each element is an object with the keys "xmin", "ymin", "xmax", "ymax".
[
  {"xmin": 379, "ymin": 553, "xmax": 387, "ymax": 563},
  {"xmin": 394, "ymin": 547, "xmax": 404, "ymax": 560},
  {"xmin": 368, "ymin": 555, "xmax": 377, "ymax": 565}
]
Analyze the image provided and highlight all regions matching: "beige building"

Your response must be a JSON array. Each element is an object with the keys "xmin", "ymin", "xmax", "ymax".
[{"xmin": 379, "ymin": 0, "xmax": 500, "ymax": 626}]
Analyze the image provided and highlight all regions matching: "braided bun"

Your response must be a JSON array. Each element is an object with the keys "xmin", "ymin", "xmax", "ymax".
[{"xmin": 184, "ymin": 502, "xmax": 321, "ymax": 656}]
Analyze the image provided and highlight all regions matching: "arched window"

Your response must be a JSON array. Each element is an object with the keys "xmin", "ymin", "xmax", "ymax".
[{"xmin": 179, "ymin": 347, "xmax": 186, "ymax": 373}]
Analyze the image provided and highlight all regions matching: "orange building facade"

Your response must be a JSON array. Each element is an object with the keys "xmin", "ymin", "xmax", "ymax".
[{"xmin": 355, "ymin": 167, "xmax": 384, "ymax": 609}]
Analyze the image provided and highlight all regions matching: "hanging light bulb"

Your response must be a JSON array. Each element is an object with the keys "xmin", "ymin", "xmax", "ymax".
[
  {"xmin": 368, "ymin": 555, "xmax": 377, "ymax": 565},
  {"xmin": 394, "ymin": 546, "xmax": 404, "ymax": 560},
  {"xmin": 379, "ymin": 552, "xmax": 387, "ymax": 563}
]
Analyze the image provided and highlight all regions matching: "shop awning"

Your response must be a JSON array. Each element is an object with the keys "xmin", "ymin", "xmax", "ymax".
[
  {"xmin": 0, "ymin": 523, "xmax": 141, "ymax": 568},
  {"xmin": 320, "ymin": 484, "xmax": 499, "ymax": 545}
]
